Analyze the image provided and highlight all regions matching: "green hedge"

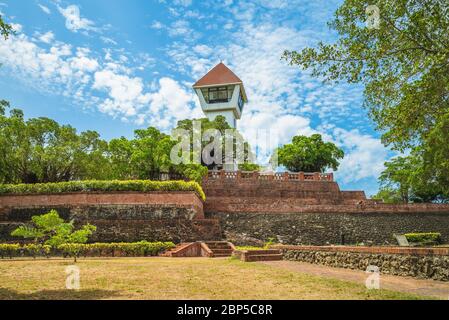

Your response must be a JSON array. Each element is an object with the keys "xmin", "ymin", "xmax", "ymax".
[
  {"xmin": 0, "ymin": 244, "xmax": 51, "ymax": 259},
  {"xmin": 58, "ymin": 241, "xmax": 175, "ymax": 258},
  {"xmin": 404, "ymin": 233, "xmax": 442, "ymax": 245},
  {"xmin": 0, "ymin": 241, "xmax": 175, "ymax": 259},
  {"xmin": 0, "ymin": 180, "xmax": 205, "ymax": 201}
]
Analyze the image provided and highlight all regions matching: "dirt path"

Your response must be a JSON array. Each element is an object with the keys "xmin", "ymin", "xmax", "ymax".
[{"xmin": 261, "ymin": 260, "xmax": 449, "ymax": 299}]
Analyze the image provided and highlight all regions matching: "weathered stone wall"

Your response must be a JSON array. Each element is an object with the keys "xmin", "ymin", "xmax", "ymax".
[
  {"xmin": 0, "ymin": 192, "xmax": 222, "ymax": 243},
  {"xmin": 208, "ymin": 211, "xmax": 449, "ymax": 246},
  {"xmin": 277, "ymin": 245, "xmax": 449, "ymax": 281}
]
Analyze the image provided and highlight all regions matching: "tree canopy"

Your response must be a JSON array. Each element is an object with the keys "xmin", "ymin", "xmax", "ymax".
[
  {"xmin": 0, "ymin": 103, "xmax": 261, "ymax": 184},
  {"xmin": 374, "ymin": 151, "xmax": 449, "ymax": 203},
  {"xmin": 275, "ymin": 134, "xmax": 344, "ymax": 172},
  {"xmin": 174, "ymin": 116, "xmax": 256, "ymax": 170},
  {"xmin": 284, "ymin": 0, "xmax": 449, "ymax": 199},
  {"xmin": 11, "ymin": 210, "xmax": 96, "ymax": 246},
  {"xmin": 0, "ymin": 103, "xmax": 110, "ymax": 183}
]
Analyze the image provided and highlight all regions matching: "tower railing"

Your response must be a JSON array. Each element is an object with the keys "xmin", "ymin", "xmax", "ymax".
[{"xmin": 204, "ymin": 170, "xmax": 334, "ymax": 182}]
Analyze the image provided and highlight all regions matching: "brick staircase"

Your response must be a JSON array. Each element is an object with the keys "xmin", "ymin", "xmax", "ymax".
[
  {"xmin": 160, "ymin": 242, "xmax": 196, "ymax": 257},
  {"xmin": 204, "ymin": 241, "xmax": 235, "ymax": 258},
  {"xmin": 161, "ymin": 241, "xmax": 235, "ymax": 258},
  {"xmin": 233, "ymin": 249, "xmax": 283, "ymax": 262}
]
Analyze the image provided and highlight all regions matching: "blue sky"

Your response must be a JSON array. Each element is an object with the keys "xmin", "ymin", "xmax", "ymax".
[{"xmin": 0, "ymin": 0, "xmax": 395, "ymax": 195}]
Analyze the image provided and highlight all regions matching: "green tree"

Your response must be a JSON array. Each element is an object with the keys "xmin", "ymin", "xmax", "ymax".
[
  {"xmin": 378, "ymin": 156, "xmax": 413, "ymax": 203},
  {"xmin": 275, "ymin": 134, "xmax": 344, "ymax": 172},
  {"xmin": 283, "ymin": 0, "xmax": 449, "ymax": 194},
  {"xmin": 372, "ymin": 187, "xmax": 404, "ymax": 204},
  {"xmin": 375, "ymin": 152, "xmax": 449, "ymax": 203},
  {"xmin": 0, "ymin": 104, "xmax": 110, "ymax": 183},
  {"xmin": 0, "ymin": 15, "xmax": 14, "ymax": 40},
  {"xmin": 11, "ymin": 210, "xmax": 96, "ymax": 247},
  {"xmin": 174, "ymin": 116, "xmax": 254, "ymax": 171}
]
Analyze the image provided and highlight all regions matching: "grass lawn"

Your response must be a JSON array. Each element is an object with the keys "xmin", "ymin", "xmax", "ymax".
[{"xmin": 0, "ymin": 257, "xmax": 434, "ymax": 300}]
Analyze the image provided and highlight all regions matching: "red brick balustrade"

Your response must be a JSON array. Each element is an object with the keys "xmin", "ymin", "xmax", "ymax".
[{"xmin": 204, "ymin": 170, "xmax": 334, "ymax": 182}]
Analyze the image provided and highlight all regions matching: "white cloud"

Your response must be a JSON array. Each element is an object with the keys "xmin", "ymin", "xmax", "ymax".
[
  {"xmin": 93, "ymin": 69, "xmax": 151, "ymax": 117},
  {"xmin": 173, "ymin": 0, "xmax": 193, "ymax": 7},
  {"xmin": 145, "ymin": 77, "xmax": 201, "ymax": 130},
  {"xmin": 168, "ymin": 20, "xmax": 192, "ymax": 37},
  {"xmin": 193, "ymin": 44, "xmax": 212, "ymax": 57},
  {"xmin": 10, "ymin": 23, "xmax": 22, "ymax": 33},
  {"xmin": 38, "ymin": 4, "xmax": 51, "ymax": 14},
  {"xmin": 150, "ymin": 21, "xmax": 164, "ymax": 29},
  {"xmin": 69, "ymin": 48, "xmax": 99, "ymax": 72},
  {"xmin": 58, "ymin": 5, "xmax": 95, "ymax": 33},
  {"xmin": 333, "ymin": 128, "xmax": 388, "ymax": 183},
  {"xmin": 100, "ymin": 36, "xmax": 117, "ymax": 45},
  {"xmin": 38, "ymin": 31, "xmax": 54, "ymax": 44}
]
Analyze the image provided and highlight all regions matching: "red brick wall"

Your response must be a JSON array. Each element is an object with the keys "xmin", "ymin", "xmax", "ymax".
[
  {"xmin": 0, "ymin": 191, "xmax": 219, "ymax": 243},
  {"xmin": 202, "ymin": 179, "xmax": 449, "ymax": 214},
  {"xmin": 0, "ymin": 191, "xmax": 204, "ymax": 219}
]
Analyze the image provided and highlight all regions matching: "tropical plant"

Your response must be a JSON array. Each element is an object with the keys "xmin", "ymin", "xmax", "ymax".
[{"xmin": 11, "ymin": 210, "xmax": 96, "ymax": 253}]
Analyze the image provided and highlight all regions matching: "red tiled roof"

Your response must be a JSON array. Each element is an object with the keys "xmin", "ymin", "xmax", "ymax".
[{"xmin": 193, "ymin": 62, "xmax": 243, "ymax": 87}]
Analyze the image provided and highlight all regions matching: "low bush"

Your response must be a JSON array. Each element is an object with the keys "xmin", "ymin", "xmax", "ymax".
[
  {"xmin": 0, "ymin": 241, "xmax": 175, "ymax": 260},
  {"xmin": 58, "ymin": 241, "xmax": 175, "ymax": 260},
  {"xmin": 0, "ymin": 179, "xmax": 206, "ymax": 201},
  {"xmin": 404, "ymin": 232, "xmax": 442, "ymax": 245},
  {"xmin": 0, "ymin": 244, "xmax": 21, "ymax": 259},
  {"xmin": 0, "ymin": 243, "xmax": 51, "ymax": 259}
]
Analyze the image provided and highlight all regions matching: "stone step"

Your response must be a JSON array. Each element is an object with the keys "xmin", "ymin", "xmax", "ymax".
[
  {"xmin": 160, "ymin": 243, "xmax": 193, "ymax": 257},
  {"xmin": 211, "ymin": 248, "xmax": 233, "ymax": 254},
  {"xmin": 205, "ymin": 242, "xmax": 230, "ymax": 247},
  {"xmin": 212, "ymin": 253, "xmax": 233, "ymax": 258},
  {"xmin": 205, "ymin": 241, "xmax": 229, "ymax": 244},
  {"xmin": 245, "ymin": 254, "xmax": 283, "ymax": 262},
  {"xmin": 208, "ymin": 246, "xmax": 232, "ymax": 250}
]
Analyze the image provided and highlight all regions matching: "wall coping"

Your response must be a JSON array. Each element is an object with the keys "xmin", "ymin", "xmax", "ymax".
[
  {"xmin": 0, "ymin": 190, "xmax": 205, "ymax": 204},
  {"xmin": 273, "ymin": 245, "xmax": 449, "ymax": 256},
  {"xmin": 0, "ymin": 190, "xmax": 200, "ymax": 197}
]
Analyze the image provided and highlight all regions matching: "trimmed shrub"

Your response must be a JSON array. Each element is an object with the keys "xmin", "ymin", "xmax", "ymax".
[
  {"xmin": 0, "ymin": 242, "xmax": 175, "ymax": 260},
  {"xmin": 0, "ymin": 179, "xmax": 206, "ymax": 201},
  {"xmin": 57, "ymin": 241, "xmax": 175, "ymax": 259},
  {"xmin": 0, "ymin": 243, "xmax": 51, "ymax": 259},
  {"xmin": 0, "ymin": 244, "xmax": 21, "ymax": 259},
  {"xmin": 404, "ymin": 233, "xmax": 442, "ymax": 245},
  {"xmin": 23, "ymin": 244, "xmax": 51, "ymax": 259}
]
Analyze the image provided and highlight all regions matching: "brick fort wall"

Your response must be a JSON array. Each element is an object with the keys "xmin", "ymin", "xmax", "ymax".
[
  {"xmin": 0, "ymin": 192, "xmax": 222, "ymax": 243},
  {"xmin": 203, "ymin": 177, "xmax": 449, "ymax": 246}
]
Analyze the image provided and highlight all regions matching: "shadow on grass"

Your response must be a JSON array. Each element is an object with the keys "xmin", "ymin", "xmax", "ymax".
[{"xmin": 0, "ymin": 287, "xmax": 120, "ymax": 300}]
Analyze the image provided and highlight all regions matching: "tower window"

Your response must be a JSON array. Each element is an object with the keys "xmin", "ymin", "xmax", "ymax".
[
  {"xmin": 238, "ymin": 92, "xmax": 244, "ymax": 112},
  {"xmin": 202, "ymin": 86, "xmax": 235, "ymax": 104}
]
